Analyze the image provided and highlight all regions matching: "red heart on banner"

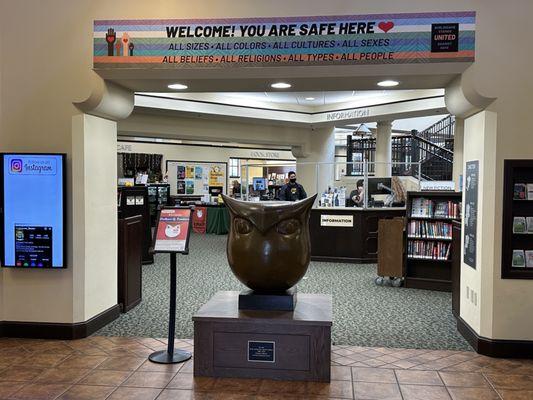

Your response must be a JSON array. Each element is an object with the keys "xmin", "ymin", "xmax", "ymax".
[{"xmin": 378, "ymin": 21, "xmax": 395, "ymax": 33}]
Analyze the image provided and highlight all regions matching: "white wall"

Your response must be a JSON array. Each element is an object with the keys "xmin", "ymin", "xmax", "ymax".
[
  {"xmin": 460, "ymin": 111, "xmax": 497, "ymax": 336},
  {"xmin": 73, "ymin": 115, "xmax": 118, "ymax": 322}
]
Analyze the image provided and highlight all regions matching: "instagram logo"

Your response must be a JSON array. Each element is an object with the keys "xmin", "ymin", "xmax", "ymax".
[{"xmin": 10, "ymin": 159, "xmax": 23, "ymax": 173}]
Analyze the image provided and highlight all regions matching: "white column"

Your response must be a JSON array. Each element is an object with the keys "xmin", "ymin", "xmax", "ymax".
[
  {"xmin": 72, "ymin": 114, "xmax": 118, "ymax": 321},
  {"xmin": 452, "ymin": 118, "xmax": 464, "ymax": 191},
  {"xmin": 293, "ymin": 127, "xmax": 335, "ymax": 196},
  {"xmin": 375, "ymin": 120, "xmax": 393, "ymax": 176}
]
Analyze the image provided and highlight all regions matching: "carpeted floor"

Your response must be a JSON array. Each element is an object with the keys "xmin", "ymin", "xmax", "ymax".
[{"xmin": 96, "ymin": 233, "xmax": 472, "ymax": 351}]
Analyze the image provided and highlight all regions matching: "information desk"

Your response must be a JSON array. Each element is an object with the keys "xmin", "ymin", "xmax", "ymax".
[{"xmin": 310, "ymin": 207, "xmax": 406, "ymax": 263}]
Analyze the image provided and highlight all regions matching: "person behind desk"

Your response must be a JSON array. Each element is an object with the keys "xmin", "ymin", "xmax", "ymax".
[
  {"xmin": 279, "ymin": 171, "xmax": 307, "ymax": 201},
  {"xmin": 348, "ymin": 179, "xmax": 365, "ymax": 207},
  {"xmin": 231, "ymin": 180, "xmax": 242, "ymax": 198}
]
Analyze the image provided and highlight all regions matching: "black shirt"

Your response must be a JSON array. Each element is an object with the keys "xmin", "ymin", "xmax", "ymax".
[{"xmin": 279, "ymin": 182, "xmax": 307, "ymax": 201}]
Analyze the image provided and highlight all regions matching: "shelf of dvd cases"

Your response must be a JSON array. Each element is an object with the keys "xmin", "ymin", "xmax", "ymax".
[
  {"xmin": 502, "ymin": 160, "xmax": 533, "ymax": 278},
  {"xmin": 405, "ymin": 191, "xmax": 462, "ymax": 291}
]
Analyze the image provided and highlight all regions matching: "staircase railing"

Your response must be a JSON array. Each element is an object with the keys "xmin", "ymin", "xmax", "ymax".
[{"xmin": 417, "ymin": 115, "xmax": 455, "ymax": 149}]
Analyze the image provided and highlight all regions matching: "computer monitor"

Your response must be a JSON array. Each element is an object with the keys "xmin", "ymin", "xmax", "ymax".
[
  {"xmin": 253, "ymin": 177, "xmax": 268, "ymax": 191},
  {"xmin": 367, "ymin": 177, "xmax": 392, "ymax": 195}
]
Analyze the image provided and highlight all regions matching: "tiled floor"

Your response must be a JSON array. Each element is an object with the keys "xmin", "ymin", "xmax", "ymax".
[{"xmin": 0, "ymin": 337, "xmax": 532, "ymax": 399}]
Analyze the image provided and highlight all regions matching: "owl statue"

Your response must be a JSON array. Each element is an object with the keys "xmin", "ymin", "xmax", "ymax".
[{"xmin": 222, "ymin": 194, "xmax": 317, "ymax": 292}]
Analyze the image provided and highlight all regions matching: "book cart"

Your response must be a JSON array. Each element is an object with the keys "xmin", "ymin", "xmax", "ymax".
[
  {"xmin": 405, "ymin": 191, "xmax": 462, "ymax": 291},
  {"xmin": 502, "ymin": 160, "xmax": 533, "ymax": 278}
]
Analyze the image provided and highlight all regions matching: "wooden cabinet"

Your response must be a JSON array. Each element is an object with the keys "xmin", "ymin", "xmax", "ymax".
[
  {"xmin": 118, "ymin": 215, "xmax": 143, "ymax": 312},
  {"xmin": 451, "ymin": 221, "xmax": 462, "ymax": 317},
  {"xmin": 501, "ymin": 160, "xmax": 533, "ymax": 278},
  {"xmin": 404, "ymin": 191, "xmax": 462, "ymax": 292}
]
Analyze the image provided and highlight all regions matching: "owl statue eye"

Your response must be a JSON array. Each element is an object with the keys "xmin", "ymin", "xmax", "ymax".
[
  {"xmin": 234, "ymin": 218, "xmax": 253, "ymax": 234},
  {"xmin": 276, "ymin": 219, "xmax": 300, "ymax": 235}
]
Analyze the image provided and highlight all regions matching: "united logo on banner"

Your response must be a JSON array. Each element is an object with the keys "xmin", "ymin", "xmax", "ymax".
[
  {"xmin": 93, "ymin": 11, "xmax": 475, "ymax": 69},
  {"xmin": 193, "ymin": 207, "xmax": 207, "ymax": 234}
]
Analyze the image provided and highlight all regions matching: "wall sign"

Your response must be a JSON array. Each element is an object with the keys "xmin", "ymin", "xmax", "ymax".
[
  {"xmin": 463, "ymin": 160, "xmax": 478, "ymax": 268},
  {"xmin": 94, "ymin": 12, "xmax": 475, "ymax": 69},
  {"xmin": 248, "ymin": 341, "xmax": 275, "ymax": 363},
  {"xmin": 249, "ymin": 151, "xmax": 280, "ymax": 159},
  {"xmin": 320, "ymin": 214, "xmax": 354, "ymax": 227},
  {"xmin": 420, "ymin": 180, "xmax": 455, "ymax": 191},
  {"xmin": 325, "ymin": 108, "xmax": 371, "ymax": 121}
]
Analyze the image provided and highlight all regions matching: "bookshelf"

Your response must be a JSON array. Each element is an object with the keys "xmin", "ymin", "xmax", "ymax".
[
  {"xmin": 502, "ymin": 160, "xmax": 533, "ymax": 278},
  {"xmin": 405, "ymin": 191, "xmax": 462, "ymax": 291}
]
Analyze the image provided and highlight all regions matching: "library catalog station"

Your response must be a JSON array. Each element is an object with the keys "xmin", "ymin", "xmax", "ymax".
[{"xmin": 1, "ymin": 1, "xmax": 533, "ymax": 398}]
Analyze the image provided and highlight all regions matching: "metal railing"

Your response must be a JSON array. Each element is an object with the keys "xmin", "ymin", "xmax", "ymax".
[
  {"xmin": 417, "ymin": 115, "xmax": 455, "ymax": 149},
  {"xmin": 346, "ymin": 116, "xmax": 455, "ymax": 180}
]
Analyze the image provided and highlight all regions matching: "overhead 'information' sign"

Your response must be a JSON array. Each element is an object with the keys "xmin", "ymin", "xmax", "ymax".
[{"xmin": 93, "ymin": 11, "xmax": 475, "ymax": 69}]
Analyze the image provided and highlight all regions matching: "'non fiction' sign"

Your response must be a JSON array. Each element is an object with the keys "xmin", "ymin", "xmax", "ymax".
[{"xmin": 93, "ymin": 12, "xmax": 475, "ymax": 69}]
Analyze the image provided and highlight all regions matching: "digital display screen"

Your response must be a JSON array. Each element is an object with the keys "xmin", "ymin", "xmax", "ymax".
[{"xmin": 1, "ymin": 154, "xmax": 65, "ymax": 268}]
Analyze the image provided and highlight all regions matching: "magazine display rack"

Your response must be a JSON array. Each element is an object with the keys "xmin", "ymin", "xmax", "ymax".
[
  {"xmin": 405, "ymin": 191, "xmax": 462, "ymax": 291},
  {"xmin": 502, "ymin": 160, "xmax": 533, "ymax": 278}
]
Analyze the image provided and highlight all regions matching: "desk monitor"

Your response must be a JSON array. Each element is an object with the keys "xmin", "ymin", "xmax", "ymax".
[
  {"xmin": 253, "ymin": 177, "xmax": 267, "ymax": 191},
  {"xmin": 1, "ymin": 153, "xmax": 66, "ymax": 268},
  {"xmin": 367, "ymin": 177, "xmax": 392, "ymax": 195}
]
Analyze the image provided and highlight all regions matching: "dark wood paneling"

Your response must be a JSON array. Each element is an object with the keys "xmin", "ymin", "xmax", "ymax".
[
  {"xmin": 502, "ymin": 160, "xmax": 533, "ymax": 279},
  {"xmin": 118, "ymin": 215, "xmax": 143, "ymax": 312},
  {"xmin": 451, "ymin": 221, "xmax": 462, "ymax": 317},
  {"xmin": 213, "ymin": 332, "xmax": 310, "ymax": 370},
  {"xmin": 194, "ymin": 292, "xmax": 331, "ymax": 382},
  {"xmin": 0, "ymin": 304, "xmax": 120, "ymax": 340},
  {"xmin": 377, "ymin": 218, "xmax": 405, "ymax": 278},
  {"xmin": 310, "ymin": 209, "xmax": 405, "ymax": 263},
  {"xmin": 457, "ymin": 316, "xmax": 533, "ymax": 359},
  {"xmin": 118, "ymin": 186, "xmax": 153, "ymax": 264}
]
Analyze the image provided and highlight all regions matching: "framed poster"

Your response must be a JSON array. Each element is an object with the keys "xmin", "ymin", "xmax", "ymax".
[
  {"xmin": 152, "ymin": 207, "xmax": 193, "ymax": 254},
  {"xmin": 1, "ymin": 153, "xmax": 66, "ymax": 268},
  {"xmin": 463, "ymin": 160, "xmax": 479, "ymax": 268}
]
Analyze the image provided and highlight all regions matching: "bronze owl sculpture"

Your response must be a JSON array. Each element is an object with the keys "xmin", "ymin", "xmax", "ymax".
[{"xmin": 222, "ymin": 194, "xmax": 317, "ymax": 292}]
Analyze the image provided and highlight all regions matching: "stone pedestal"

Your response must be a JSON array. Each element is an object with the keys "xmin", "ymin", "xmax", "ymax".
[{"xmin": 193, "ymin": 291, "xmax": 332, "ymax": 382}]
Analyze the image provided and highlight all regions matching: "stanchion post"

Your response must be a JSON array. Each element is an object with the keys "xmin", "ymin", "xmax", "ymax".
[{"xmin": 149, "ymin": 252, "xmax": 191, "ymax": 364}]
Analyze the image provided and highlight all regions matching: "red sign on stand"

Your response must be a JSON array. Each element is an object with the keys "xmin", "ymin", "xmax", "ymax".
[
  {"xmin": 153, "ymin": 207, "xmax": 192, "ymax": 253},
  {"xmin": 192, "ymin": 207, "xmax": 207, "ymax": 234}
]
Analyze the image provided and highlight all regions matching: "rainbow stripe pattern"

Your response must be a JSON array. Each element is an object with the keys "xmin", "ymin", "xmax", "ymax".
[{"xmin": 93, "ymin": 11, "xmax": 475, "ymax": 69}]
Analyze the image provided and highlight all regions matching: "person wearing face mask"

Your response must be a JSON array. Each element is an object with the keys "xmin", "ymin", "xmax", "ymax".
[{"xmin": 279, "ymin": 171, "xmax": 307, "ymax": 201}]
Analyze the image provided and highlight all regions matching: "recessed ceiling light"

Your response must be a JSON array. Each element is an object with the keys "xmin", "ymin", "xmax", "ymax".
[
  {"xmin": 168, "ymin": 83, "xmax": 188, "ymax": 90},
  {"xmin": 377, "ymin": 80, "xmax": 399, "ymax": 87},
  {"xmin": 271, "ymin": 82, "xmax": 291, "ymax": 89},
  {"xmin": 305, "ymin": 97, "xmax": 316, "ymax": 101}
]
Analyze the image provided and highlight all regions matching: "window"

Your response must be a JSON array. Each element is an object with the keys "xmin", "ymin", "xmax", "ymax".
[{"xmin": 229, "ymin": 158, "xmax": 241, "ymax": 178}]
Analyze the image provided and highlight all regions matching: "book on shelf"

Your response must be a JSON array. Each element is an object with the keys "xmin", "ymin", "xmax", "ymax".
[
  {"xmin": 528, "ymin": 184, "xmax": 533, "ymax": 200},
  {"xmin": 526, "ymin": 251, "xmax": 533, "ymax": 268},
  {"xmin": 407, "ymin": 220, "xmax": 452, "ymax": 240},
  {"xmin": 513, "ymin": 217, "xmax": 527, "ymax": 233},
  {"xmin": 512, "ymin": 250, "xmax": 526, "ymax": 268},
  {"xmin": 410, "ymin": 197, "xmax": 461, "ymax": 219},
  {"xmin": 407, "ymin": 240, "xmax": 451, "ymax": 260},
  {"xmin": 527, "ymin": 217, "xmax": 533, "ymax": 233},
  {"xmin": 514, "ymin": 183, "xmax": 527, "ymax": 200}
]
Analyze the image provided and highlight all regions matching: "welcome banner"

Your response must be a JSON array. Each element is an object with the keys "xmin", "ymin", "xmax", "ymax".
[{"xmin": 93, "ymin": 11, "xmax": 475, "ymax": 69}]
